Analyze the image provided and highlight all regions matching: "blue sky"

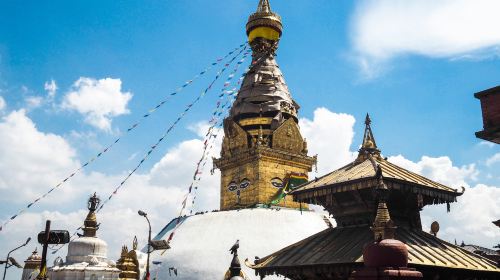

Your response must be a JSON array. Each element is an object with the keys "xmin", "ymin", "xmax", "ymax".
[
  {"xmin": 1, "ymin": 1, "xmax": 499, "ymax": 167},
  {"xmin": 0, "ymin": 0, "xmax": 499, "ymax": 276}
]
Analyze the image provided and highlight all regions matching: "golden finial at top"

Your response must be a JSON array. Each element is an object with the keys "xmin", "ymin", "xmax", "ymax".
[
  {"xmin": 246, "ymin": 0, "xmax": 282, "ymax": 44},
  {"xmin": 356, "ymin": 113, "xmax": 382, "ymax": 162},
  {"xmin": 257, "ymin": 0, "xmax": 272, "ymax": 13}
]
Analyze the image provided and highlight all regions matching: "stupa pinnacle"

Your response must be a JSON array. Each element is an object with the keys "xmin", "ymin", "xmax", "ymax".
[{"xmin": 246, "ymin": 0, "xmax": 282, "ymax": 52}]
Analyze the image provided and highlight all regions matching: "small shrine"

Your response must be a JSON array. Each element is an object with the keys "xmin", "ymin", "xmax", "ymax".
[{"xmin": 48, "ymin": 193, "xmax": 121, "ymax": 280}]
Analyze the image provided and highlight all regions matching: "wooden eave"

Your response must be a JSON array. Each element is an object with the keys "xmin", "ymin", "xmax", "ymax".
[{"xmin": 291, "ymin": 157, "xmax": 461, "ymax": 203}]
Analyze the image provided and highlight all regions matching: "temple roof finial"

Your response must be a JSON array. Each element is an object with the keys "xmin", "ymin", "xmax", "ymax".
[
  {"xmin": 257, "ymin": 0, "xmax": 271, "ymax": 13},
  {"xmin": 356, "ymin": 113, "xmax": 381, "ymax": 162},
  {"xmin": 365, "ymin": 113, "xmax": 371, "ymax": 126}
]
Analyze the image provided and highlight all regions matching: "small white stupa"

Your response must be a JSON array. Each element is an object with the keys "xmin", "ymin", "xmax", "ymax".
[
  {"xmin": 21, "ymin": 248, "xmax": 42, "ymax": 280},
  {"xmin": 48, "ymin": 193, "xmax": 121, "ymax": 280}
]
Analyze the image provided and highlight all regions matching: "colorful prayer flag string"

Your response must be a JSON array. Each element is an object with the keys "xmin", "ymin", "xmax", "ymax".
[
  {"xmin": 166, "ymin": 51, "xmax": 275, "ymax": 242},
  {"xmin": 0, "ymin": 42, "xmax": 247, "ymax": 232},
  {"xmin": 50, "ymin": 45, "xmax": 249, "ymax": 253}
]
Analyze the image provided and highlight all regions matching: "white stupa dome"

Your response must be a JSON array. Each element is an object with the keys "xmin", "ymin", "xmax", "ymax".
[
  {"xmin": 150, "ymin": 208, "xmax": 332, "ymax": 279},
  {"xmin": 66, "ymin": 237, "xmax": 108, "ymax": 264}
]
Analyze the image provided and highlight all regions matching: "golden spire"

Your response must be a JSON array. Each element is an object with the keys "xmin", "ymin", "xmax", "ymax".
[
  {"xmin": 371, "ymin": 166, "xmax": 396, "ymax": 241},
  {"xmin": 82, "ymin": 192, "xmax": 100, "ymax": 237},
  {"xmin": 356, "ymin": 113, "xmax": 382, "ymax": 162}
]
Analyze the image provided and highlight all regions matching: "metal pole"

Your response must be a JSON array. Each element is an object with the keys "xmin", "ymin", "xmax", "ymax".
[
  {"xmin": 2, "ymin": 251, "xmax": 8, "ymax": 280},
  {"xmin": 3, "ymin": 238, "xmax": 31, "ymax": 280},
  {"xmin": 145, "ymin": 216, "xmax": 151, "ymax": 280},
  {"xmin": 37, "ymin": 220, "xmax": 51, "ymax": 280}
]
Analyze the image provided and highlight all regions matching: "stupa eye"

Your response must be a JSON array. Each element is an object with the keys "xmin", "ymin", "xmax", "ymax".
[
  {"xmin": 228, "ymin": 181, "xmax": 238, "ymax": 192},
  {"xmin": 271, "ymin": 177, "xmax": 283, "ymax": 188},
  {"xmin": 239, "ymin": 179, "xmax": 250, "ymax": 189}
]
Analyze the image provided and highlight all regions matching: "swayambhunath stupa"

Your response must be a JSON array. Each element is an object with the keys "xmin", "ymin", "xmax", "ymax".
[{"xmin": 0, "ymin": 0, "xmax": 499, "ymax": 280}]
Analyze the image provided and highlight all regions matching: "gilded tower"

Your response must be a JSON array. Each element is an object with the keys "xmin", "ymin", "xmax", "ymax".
[{"xmin": 214, "ymin": 0, "xmax": 316, "ymax": 210}]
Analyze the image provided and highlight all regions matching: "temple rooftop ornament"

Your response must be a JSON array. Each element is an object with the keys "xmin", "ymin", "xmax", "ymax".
[
  {"xmin": 116, "ymin": 236, "xmax": 148, "ymax": 280},
  {"xmin": 248, "ymin": 115, "xmax": 500, "ymax": 279},
  {"xmin": 356, "ymin": 113, "xmax": 381, "ymax": 163}
]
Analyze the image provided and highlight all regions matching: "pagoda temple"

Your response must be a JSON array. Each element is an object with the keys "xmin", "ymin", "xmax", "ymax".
[{"xmin": 248, "ymin": 115, "xmax": 500, "ymax": 279}]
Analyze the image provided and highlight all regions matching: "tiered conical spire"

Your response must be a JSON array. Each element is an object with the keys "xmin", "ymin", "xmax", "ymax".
[{"xmin": 356, "ymin": 114, "xmax": 382, "ymax": 162}]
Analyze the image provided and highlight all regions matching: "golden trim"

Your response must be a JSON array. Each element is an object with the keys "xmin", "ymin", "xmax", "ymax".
[
  {"xmin": 238, "ymin": 117, "xmax": 273, "ymax": 126},
  {"xmin": 247, "ymin": 129, "xmax": 272, "ymax": 136}
]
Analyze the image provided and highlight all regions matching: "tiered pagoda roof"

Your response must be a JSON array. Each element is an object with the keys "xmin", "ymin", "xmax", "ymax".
[
  {"xmin": 293, "ymin": 114, "xmax": 463, "ymax": 206},
  {"xmin": 248, "ymin": 115, "xmax": 500, "ymax": 279}
]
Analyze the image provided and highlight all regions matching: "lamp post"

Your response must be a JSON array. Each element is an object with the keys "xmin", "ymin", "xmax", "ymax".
[
  {"xmin": 138, "ymin": 210, "xmax": 151, "ymax": 280},
  {"xmin": 2, "ymin": 237, "xmax": 31, "ymax": 280}
]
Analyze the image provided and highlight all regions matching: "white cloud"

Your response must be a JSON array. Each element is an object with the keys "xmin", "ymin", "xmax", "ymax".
[
  {"xmin": 300, "ymin": 107, "xmax": 357, "ymax": 175},
  {"xmin": 25, "ymin": 96, "xmax": 44, "ymax": 109},
  {"xmin": 478, "ymin": 141, "xmax": 495, "ymax": 148},
  {"xmin": 351, "ymin": 0, "xmax": 500, "ymax": 75},
  {"xmin": 421, "ymin": 184, "xmax": 500, "ymax": 248},
  {"xmin": 0, "ymin": 110, "xmax": 80, "ymax": 201},
  {"xmin": 389, "ymin": 155, "xmax": 478, "ymax": 188},
  {"xmin": 486, "ymin": 152, "xmax": 500, "ymax": 166},
  {"xmin": 388, "ymin": 154, "xmax": 498, "ymax": 247},
  {"xmin": 0, "ymin": 112, "xmax": 223, "ymax": 277},
  {"xmin": 62, "ymin": 77, "xmax": 133, "ymax": 132},
  {"xmin": 0, "ymin": 96, "xmax": 6, "ymax": 111},
  {"xmin": 44, "ymin": 79, "xmax": 58, "ymax": 98}
]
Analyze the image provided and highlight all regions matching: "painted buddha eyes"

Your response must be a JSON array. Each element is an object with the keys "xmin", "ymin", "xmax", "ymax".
[
  {"xmin": 228, "ymin": 179, "xmax": 251, "ymax": 192},
  {"xmin": 271, "ymin": 177, "xmax": 283, "ymax": 188},
  {"xmin": 228, "ymin": 181, "xmax": 238, "ymax": 192},
  {"xmin": 240, "ymin": 179, "xmax": 250, "ymax": 189}
]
